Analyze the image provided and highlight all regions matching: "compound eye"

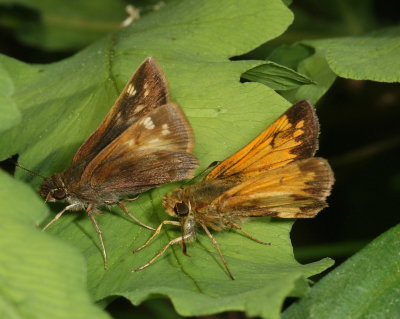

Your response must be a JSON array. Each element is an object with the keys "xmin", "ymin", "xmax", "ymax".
[
  {"xmin": 173, "ymin": 202, "xmax": 189, "ymax": 216},
  {"xmin": 52, "ymin": 188, "xmax": 66, "ymax": 200}
]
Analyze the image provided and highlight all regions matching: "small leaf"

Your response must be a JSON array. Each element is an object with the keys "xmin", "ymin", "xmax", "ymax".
[
  {"xmin": 241, "ymin": 61, "xmax": 315, "ymax": 91},
  {"xmin": 281, "ymin": 224, "xmax": 400, "ymax": 319},
  {"xmin": 280, "ymin": 50, "xmax": 337, "ymax": 104}
]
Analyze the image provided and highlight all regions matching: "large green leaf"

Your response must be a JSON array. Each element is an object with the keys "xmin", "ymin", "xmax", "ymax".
[
  {"xmin": 0, "ymin": 61, "xmax": 20, "ymax": 132},
  {"xmin": 305, "ymin": 26, "xmax": 400, "ymax": 82},
  {"xmin": 0, "ymin": 170, "xmax": 110, "ymax": 319},
  {"xmin": 0, "ymin": 1, "xmax": 334, "ymax": 318},
  {"xmin": 281, "ymin": 225, "xmax": 400, "ymax": 319}
]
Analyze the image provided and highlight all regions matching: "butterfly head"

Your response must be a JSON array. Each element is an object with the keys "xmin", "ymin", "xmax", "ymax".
[
  {"xmin": 162, "ymin": 187, "xmax": 187, "ymax": 217},
  {"xmin": 163, "ymin": 188, "xmax": 197, "ymax": 241},
  {"xmin": 40, "ymin": 174, "xmax": 68, "ymax": 202}
]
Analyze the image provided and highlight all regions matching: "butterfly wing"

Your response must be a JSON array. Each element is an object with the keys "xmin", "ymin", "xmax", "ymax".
[
  {"xmin": 214, "ymin": 158, "xmax": 334, "ymax": 218},
  {"xmin": 206, "ymin": 100, "xmax": 319, "ymax": 182},
  {"xmin": 68, "ymin": 57, "xmax": 170, "ymax": 179},
  {"xmin": 79, "ymin": 103, "xmax": 198, "ymax": 197}
]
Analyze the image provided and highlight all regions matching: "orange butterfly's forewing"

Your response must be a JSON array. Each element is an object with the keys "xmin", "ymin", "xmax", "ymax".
[{"xmin": 206, "ymin": 100, "xmax": 319, "ymax": 181}]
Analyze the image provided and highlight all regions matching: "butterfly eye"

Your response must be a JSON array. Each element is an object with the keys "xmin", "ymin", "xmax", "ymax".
[
  {"xmin": 174, "ymin": 202, "xmax": 189, "ymax": 216},
  {"xmin": 52, "ymin": 188, "xmax": 66, "ymax": 200}
]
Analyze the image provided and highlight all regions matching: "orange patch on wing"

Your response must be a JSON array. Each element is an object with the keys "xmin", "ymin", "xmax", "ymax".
[{"xmin": 206, "ymin": 100, "xmax": 319, "ymax": 181}]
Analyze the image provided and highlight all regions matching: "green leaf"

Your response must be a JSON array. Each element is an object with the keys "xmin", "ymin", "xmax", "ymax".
[
  {"xmin": 281, "ymin": 225, "xmax": 400, "ymax": 319},
  {"xmin": 241, "ymin": 61, "xmax": 315, "ymax": 91},
  {"xmin": 0, "ymin": 0, "xmax": 127, "ymax": 50},
  {"xmin": 279, "ymin": 49, "xmax": 337, "ymax": 104},
  {"xmin": 305, "ymin": 26, "xmax": 400, "ymax": 82},
  {"xmin": 0, "ymin": 170, "xmax": 110, "ymax": 319},
  {"xmin": 0, "ymin": 1, "xmax": 334, "ymax": 318},
  {"xmin": 0, "ymin": 61, "xmax": 21, "ymax": 132},
  {"xmin": 268, "ymin": 44, "xmax": 314, "ymax": 70}
]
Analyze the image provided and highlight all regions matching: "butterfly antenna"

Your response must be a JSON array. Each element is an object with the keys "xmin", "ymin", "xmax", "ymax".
[
  {"xmin": 13, "ymin": 161, "xmax": 47, "ymax": 180},
  {"xmin": 181, "ymin": 161, "xmax": 221, "ymax": 186}
]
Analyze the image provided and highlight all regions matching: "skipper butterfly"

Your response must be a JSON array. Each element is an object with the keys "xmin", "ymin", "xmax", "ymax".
[
  {"xmin": 40, "ymin": 57, "xmax": 199, "ymax": 268},
  {"xmin": 133, "ymin": 100, "xmax": 334, "ymax": 279}
]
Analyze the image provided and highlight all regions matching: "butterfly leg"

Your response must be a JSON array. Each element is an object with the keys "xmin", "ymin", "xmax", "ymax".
[
  {"xmin": 124, "ymin": 195, "xmax": 139, "ymax": 202},
  {"xmin": 230, "ymin": 223, "xmax": 271, "ymax": 245},
  {"xmin": 86, "ymin": 206, "xmax": 108, "ymax": 269},
  {"xmin": 199, "ymin": 223, "xmax": 235, "ymax": 280},
  {"xmin": 42, "ymin": 203, "xmax": 78, "ymax": 231},
  {"xmin": 134, "ymin": 220, "xmax": 180, "ymax": 252},
  {"xmin": 118, "ymin": 203, "xmax": 156, "ymax": 231},
  {"xmin": 181, "ymin": 236, "xmax": 189, "ymax": 256},
  {"xmin": 132, "ymin": 234, "xmax": 191, "ymax": 273}
]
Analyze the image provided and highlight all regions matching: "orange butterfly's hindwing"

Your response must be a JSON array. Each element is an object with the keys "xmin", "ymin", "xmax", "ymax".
[{"xmin": 215, "ymin": 157, "xmax": 334, "ymax": 218}]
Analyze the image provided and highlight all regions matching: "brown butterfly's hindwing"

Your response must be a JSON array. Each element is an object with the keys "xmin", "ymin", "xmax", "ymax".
[{"xmin": 79, "ymin": 103, "xmax": 198, "ymax": 199}]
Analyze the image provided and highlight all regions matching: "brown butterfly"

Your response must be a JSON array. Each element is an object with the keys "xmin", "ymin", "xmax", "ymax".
[
  {"xmin": 40, "ymin": 57, "xmax": 199, "ymax": 268},
  {"xmin": 133, "ymin": 100, "xmax": 334, "ymax": 279}
]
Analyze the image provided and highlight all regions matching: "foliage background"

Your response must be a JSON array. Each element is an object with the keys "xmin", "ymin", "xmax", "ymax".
[{"xmin": 0, "ymin": 0, "xmax": 399, "ymax": 318}]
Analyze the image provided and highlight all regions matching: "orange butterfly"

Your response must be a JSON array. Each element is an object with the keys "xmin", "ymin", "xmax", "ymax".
[{"xmin": 133, "ymin": 100, "xmax": 334, "ymax": 279}]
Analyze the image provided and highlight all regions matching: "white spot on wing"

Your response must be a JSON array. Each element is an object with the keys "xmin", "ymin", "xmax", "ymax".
[
  {"xmin": 143, "ymin": 117, "xmax": 155, "ymax": 130},
  {"xmin": 161, "ymin": 123, "xmax": 170, "ymax": 135},
  {"xmin": 126, "ymin": 83, "xmax": 137, "ymax": 96},
  {"xmin": 133, "ymin": 104, "xmax": 145, "ymax": 114}
]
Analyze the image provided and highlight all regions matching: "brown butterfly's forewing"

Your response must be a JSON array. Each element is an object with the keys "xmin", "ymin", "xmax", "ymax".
[
  {"xmin": 133, "ymin": 100, "xmax": 334, "ymax": 279},
  {"xmin": 63, "ymin": 57, "xmax": 171, "ymax": 184},
  {"xmin": 40, "ymin": 57, "xmax": 198, "ymax": 268}
]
